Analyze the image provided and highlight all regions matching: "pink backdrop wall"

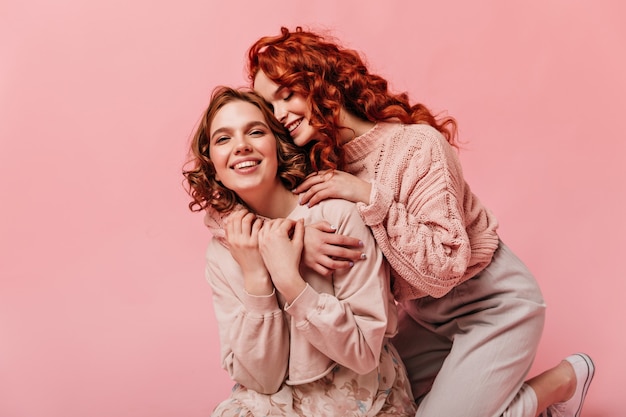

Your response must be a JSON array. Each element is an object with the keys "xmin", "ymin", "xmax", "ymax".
[{"xmin": 1, "ymin": 1, "xmax": 623, "ymax": 416}]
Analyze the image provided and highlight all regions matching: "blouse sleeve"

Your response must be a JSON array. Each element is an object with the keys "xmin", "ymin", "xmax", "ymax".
[
  {"xmin": 357, "ymin": 125, "xmax": 496, "ymax": 299},
  {"xmin": 205, "ymin": 239, "xmax": 290, "ymax": 394},
  {"xmin": 285, "ymin": 200, "xmax": 393, "ymax": 375}
]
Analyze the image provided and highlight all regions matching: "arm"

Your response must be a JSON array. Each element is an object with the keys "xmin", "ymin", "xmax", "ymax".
[
  {"xmin": 358, "ymin": 126, "xmax": 498, "ymax": 299},
  {"xmin": 205, "ymin": 239, "xmax": 290, "ymax": 394},
  {"xmin": 303, "ymin": 221, "xmax": 365, "ymax": 276},
  {"xmin": 292, "ymin": 125, "xmax": 497, "ymax": 299},
  {"xmin": 260, "ymin": 202, "xmax": 392, "ymax": 375},
  {"xmin": 203, "ymin": 200, "xmax": 365, "ymax": 276}
]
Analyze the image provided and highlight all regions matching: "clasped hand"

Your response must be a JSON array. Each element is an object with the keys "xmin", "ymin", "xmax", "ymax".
[{"xmin": 225, "ymin": 209, "xmax": 306, "ymax": 303}]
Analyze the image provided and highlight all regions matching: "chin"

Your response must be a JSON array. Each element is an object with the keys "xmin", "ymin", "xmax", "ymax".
[{"xmin": 292, "ymin": 130, "xmax": 317, "ymax": 147}]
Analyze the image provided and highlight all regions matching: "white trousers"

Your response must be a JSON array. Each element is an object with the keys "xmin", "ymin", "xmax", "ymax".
[{"xmin": 392, "ymin": 241, "xmax": 546, "ymax": 417}]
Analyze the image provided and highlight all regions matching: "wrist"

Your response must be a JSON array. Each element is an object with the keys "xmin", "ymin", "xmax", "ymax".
[
  {"xmin": 275, "ymin": 276, "xmax": 307, "ymax": 304},
  {"xmin": 243, "ymin": 271, "xmax": 273, "ymax": 296}
]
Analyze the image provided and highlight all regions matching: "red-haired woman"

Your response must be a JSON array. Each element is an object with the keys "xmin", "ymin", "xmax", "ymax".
[{"xmin": 204, "ymin": 27, "xmax": 595, "ymax": 417}]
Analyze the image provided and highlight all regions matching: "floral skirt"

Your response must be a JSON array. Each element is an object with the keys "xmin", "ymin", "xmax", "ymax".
[{"xmin": 211, "ymin": 341, "xmax": 416, "ymax": 417}]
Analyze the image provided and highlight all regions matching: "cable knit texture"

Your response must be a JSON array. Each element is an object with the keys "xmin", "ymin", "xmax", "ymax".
[{"xmin": 344, "ymin": 122, "xmax": 500, "ymax": 300}]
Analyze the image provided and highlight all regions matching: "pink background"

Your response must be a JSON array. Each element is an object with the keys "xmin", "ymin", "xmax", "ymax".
[{"xmin": 1, "ymin": 1, "xmax": 624, "ymax": 416}]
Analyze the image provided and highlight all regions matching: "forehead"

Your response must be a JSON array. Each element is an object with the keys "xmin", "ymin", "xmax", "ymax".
[
  {"xmin": 210, "ymin": 100, "xmax": 265, "ymax": 133},
  {"xmin": 253, "ymin": 70, "xmax": 280, "ymax": 98}
]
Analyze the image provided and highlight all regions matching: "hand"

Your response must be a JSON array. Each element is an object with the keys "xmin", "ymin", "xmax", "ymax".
[
  {"xmin": 225, "ymin": 209, "xmax": 272, "ymax": 295},
  {"xmin": 304, "ymin": 221, "xmax": 365, "ymax": 277},
  {"xmin": 292, "ymin": 170, "xmax": 372, "ymax": 207},
  {"xmin": 258, "ymin": 218, "xmax": 307, "ymax": 303}
]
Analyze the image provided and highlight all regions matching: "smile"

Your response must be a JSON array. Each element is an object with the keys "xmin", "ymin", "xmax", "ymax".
[
  {"xmin": 232, "ymin": 160, "xmax": 260, "ymax": 170},
  {"xmin": 286, "ymin": 118, "xmax": 302, "ymax": 133}
]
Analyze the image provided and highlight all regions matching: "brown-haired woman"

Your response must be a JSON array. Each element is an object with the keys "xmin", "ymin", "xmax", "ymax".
[{"xmin": 185, "ymin": 86, "xmax": 416, "ymax": 416}]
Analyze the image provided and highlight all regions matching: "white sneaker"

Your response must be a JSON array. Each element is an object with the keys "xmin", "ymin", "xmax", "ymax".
[{"xmin": 539, "ymin": 353, "xmax": 595, "ymax": 417}]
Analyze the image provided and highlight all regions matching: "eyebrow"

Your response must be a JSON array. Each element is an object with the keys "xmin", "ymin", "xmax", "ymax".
[
  {"xmin": 272, "ymin": 85, "xmax": 288, "ymax": 99},
  {"xmin": 210, "ymin": 120, "xmax": 269, "ymax": 142}
]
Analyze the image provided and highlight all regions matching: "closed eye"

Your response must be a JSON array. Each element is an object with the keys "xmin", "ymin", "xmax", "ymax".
[{"xmin": 214, "ymin": 135, "xmax": 230, "ymax": 144}]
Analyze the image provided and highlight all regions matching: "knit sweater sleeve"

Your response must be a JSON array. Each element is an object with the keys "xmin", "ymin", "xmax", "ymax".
[
  {"xmin": 205, "ymin": 238, "xmax": 290, "ymax": 394},
  {"xmin": 356, "ymin": 124, "xmax": 498, "ymax": 300}
]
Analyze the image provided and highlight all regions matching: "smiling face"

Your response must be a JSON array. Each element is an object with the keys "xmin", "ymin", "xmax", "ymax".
[
  {"xmin": 253, "ymin": 70, "xmax": 321, "ymax": 147},
  {"xmin": 208, "ymin": 99, "xmax": 283, "ymax": 207}
]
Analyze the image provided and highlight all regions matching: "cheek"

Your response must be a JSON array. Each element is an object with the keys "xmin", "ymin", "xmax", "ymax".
[{"xmin": 209, "ymin": 150, "xmax": 228, "ymax": 176}]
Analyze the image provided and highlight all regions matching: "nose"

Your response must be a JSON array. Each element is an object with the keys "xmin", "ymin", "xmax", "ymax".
[
  {"xmin": 233, "ymin": 136, "xmax": 252, "ymax": 154},
  {"xmin": 273, "ymin": 101, "xmax": 287, "ymax": 123}
]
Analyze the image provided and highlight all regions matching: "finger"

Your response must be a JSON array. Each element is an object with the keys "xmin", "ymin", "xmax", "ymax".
[
  {"xmin": 229, "ymin": 210, "xmax": 247, "ymax": 235},
  {"xmin": 250, "ymin": 217, "xmax": 263, "ymax": 239},
  {"xmin": 278, "ymin": 218, "xmax": 297, "ymax": 236},
  {"xmin": 259, "ymin": 220, "xmax": 271, "ymax": 241},
  {"xmin": 292, "ymin": 177, "xmax": 314, "ymax": 194},
  {"xmin": 322, "ymin": 244, "xmax": 366, "ymax": 263},
  {"xmin": 303, "ymin": 186, "xmax": 332, "ymax": 207},
  {"xmin": 308, "ymin": 220, "xmax": 336, "ymax": 233},
  {"xmin": 240, "ymin": 212, "xmax": 257, "ymax": 234},
  {"xmin": 320, "ymin": 257, "xmax": 355, "ymax": 271},
  {"xmin": 323, "ymin": 233, "xmax": 364, "ymax": 249},
  {"xmin": 311, "ymin": 263, "xmax": 333, "ymax": 277},
  {"xmin": 292, "ymin": 219, "xmax": 305, "ymax": 242},
  {"xmin": 293, "ymin": 171, "xmax": 327, "ymax": 194},
  {"xmin": 298, "ymin": 182, "xmax": 325, "ymax": 206}
]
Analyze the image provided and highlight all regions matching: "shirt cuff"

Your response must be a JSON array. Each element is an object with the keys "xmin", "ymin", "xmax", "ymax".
[{"xmin": 242, "ymin": 288, "xmax": 280, "ymax": 313}]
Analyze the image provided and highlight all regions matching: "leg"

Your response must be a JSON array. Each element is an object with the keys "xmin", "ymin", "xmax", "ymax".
[
  {"xmin": 532, "ymin": 353, "xmax": 595, "ymax": 417},
  {"xmin": 392, "ymin": 303, "xmax": 452, "ymax": 405},
  {"xmin": 399, "ymin": 242, "xmax": 546, "ymax": 417}
]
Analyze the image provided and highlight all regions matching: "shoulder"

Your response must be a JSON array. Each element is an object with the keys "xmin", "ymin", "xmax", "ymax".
[
  {"xmin": 205, "ymin": 236, "xmax": 231, "ymax": 262},
  {"xmin": 316, "ymin": 198, "xmax": 360, "ymax": 219},
  {"xmin": 376, "ymin": 122, "xmax": 448, "ymax": 155},
  {"xmin": 316, "ymin": 199, "xmax": 370, "ymax": 235},
  {"xmin": 398, "ymin": 123, "xmax": 448, "ymax": 148},
  {"xmin": 295, "ymin": 198, "xmax": 363, "ymax": 229}
]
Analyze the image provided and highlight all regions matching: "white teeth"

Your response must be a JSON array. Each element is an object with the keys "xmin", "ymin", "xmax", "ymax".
[
  {"xmin": 287, "ymin": 119, "xmax": 302, "ymax": 132},
  {"xmin": 233, "ymin": 160, "xmax": 259, "ymax": 169}
]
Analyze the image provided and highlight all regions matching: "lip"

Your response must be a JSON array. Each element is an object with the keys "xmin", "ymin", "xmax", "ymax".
[
  {"xmin": 285, "ymin": 117, "xmax": 303, "ymax": 134},
  {"xmin": 230, "ymin": 158, "xmax": 261, "ymax": 170}
]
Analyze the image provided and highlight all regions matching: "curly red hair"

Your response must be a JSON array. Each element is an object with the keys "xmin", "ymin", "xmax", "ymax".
[
  {"xmin": 183, "ymin": 86, "xmax": 309, "ymax": 213},
  {"xmin": 248, "ymin": 26, "xmax": 458, "ymax": 171}
]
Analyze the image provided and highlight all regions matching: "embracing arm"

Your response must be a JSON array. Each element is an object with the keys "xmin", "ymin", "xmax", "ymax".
[
  {"xmin": 203, "ymin": 201, "xmax": 365, "ymax": 277},
  {"xmin": 357, "ymin": 125, "xmax": 499, "ymax": 300}
]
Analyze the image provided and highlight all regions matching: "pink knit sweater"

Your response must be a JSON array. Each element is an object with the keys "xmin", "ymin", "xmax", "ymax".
[
  {"xmin": 203, "ymin": 121, "xmax": 500, "ymax": 302},
  {"xmin": 345, "ymin": 122, "xmax": 500, "ymax": 300}
]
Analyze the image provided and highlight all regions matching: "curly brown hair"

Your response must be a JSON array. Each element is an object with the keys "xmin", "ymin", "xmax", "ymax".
[
  {"xmin": 247, "ymin": 26, "xmax": 458, "ymax": 171},
  {"xmin": 183, "ymin": 86, "xmax": 309, "ymax": 213}
]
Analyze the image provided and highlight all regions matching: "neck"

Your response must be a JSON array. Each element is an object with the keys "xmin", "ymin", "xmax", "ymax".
[
  {"xmin": 244, "ymin": 186, "xmax": 299, "ymax": 219},
  {"xmin": 337, "ymin": 109, "xmax": 376, "ymax": 144}
]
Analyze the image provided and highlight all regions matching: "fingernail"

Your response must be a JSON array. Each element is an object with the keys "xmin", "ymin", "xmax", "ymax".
[
  {"xmin": 358, "ymin": 240, "xmax": 364, "ymax": 247},
  {"xmin": 331, "ymin": 225, "xmax": 337, "ymax": 231},
  {"xmin": 360, "ymin": 253, "xmax": 367, "ymax": 260},
  {"xmin": 349, "ymin": 261, "xmax": 354, "ymax": 267}
]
